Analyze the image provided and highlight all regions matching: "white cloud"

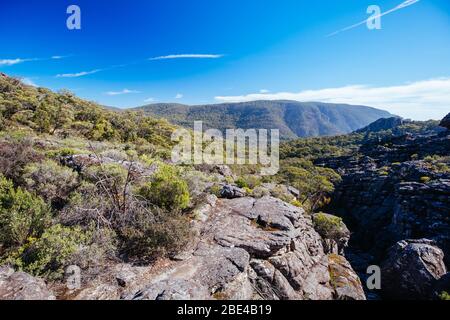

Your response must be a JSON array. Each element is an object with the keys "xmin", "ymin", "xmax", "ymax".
[
  {"xmin": 215, "ymin": 78, "xmax": 450, "ymax": 120},
  {"xmin": 56, "ymin": 69, "xmax": 101, "ymax": 78},
  {"xmin": 259, "ymin": 89, "xmax": 270, "ymax": 93},
  {"xmin": 105, "ymin": 89, "xmax": 141, "ymax": 96},
  {"xmin": 328, "ymin": 0, "xmax": 420, "ymax": 37},
  {"xmin": 175, "ymin": 93, "xmax": 183, "ymax": 99},
  {"xmin": 0, "ymin": 58, "xmax": 34, "ymax": 66},
  {"xmin": 149, "ymin": 54, "xmax": 224, "ymax": 61},
  {"xmin": 144, "ymin": 97, "xmax": 155, "ymax": 103}
]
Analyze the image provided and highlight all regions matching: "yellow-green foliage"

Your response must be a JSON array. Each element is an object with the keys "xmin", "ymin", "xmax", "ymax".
[
  {"xmin": 275, "ymin": 158, "xmax": 341, "ymax": 211},
  {"xmin": 313, "ymin": 212, "xmax": 346, "ymax": 240},
  {"xmin": 10, "ymin": 224, "xmax": 89, "ymax": 279},
  {"xmin": 0, "ymin": 174, "xmax": 51, "ymax": 247},
  {"xmin": 420, "ymin": 176, "xmax": 431, "ymax": 184},
  {"xmin": 235, "ymin": 175, "xmax": 261, "ymax": 189},
  {"xmin": 439, "ymin": 291, "xmax": 450, "ymax": 300},
  {"xmin": 138, "ymin": 164, "xmax": 190, "ymax": 211},
  {"xmin": 0, "ymin": 74, "xmax": 176, "ymax": 154}
]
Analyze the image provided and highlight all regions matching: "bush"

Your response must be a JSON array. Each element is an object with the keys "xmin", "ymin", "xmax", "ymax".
[
  {"xmin": 420, "ymin": 176, "xmax": 431, "ymax": 184},
  {"xmin": 0, "ymin": 175, "xmax": 51, "ymax": 248},
  {"xmin": 313, "ymin": 212, "xmax": 348, "ymax": 242},
  {"xmin": 439, "ymin": 291, "xmax": 450, "ymax": 301},
  {"xmin": 235, "ymin": 175, "xmax": 261, "ymax": 190},
  {"xmin": 0, "ymin": 138, "xmax": 42, "ymax": 184},
  {"xmin": 11, "ymin": 224, "xmax": 89, "ymax": 279},
  {"xmin": 138, "ymin": 164, "xmax": 190, "ymax": 211},
  {"xmin": 119, "ymin": 208, "xmax": 191, "ymax": 261},
  {"xmin": 23, "ymin": 160, "xmax": 79, "ymax": 207}
]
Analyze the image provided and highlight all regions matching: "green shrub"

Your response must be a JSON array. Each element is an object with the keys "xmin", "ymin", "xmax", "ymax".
[
  {"xmin": 439, "ymin": 291, "xmax": 450, "ymax": 301},
  {"xmin": 0, "ymin": 175, "xmax": 51, "ymax": 247},
  {"xmin": 209, "ymin": 184, "xmax": 222, "ymax": 197},
  {"xmin": 420, "ymin": 176, "xmax": 431, "ymax": 183},
  {"xmin": 13, "ymin": 224, "xmax": 89, "ymax": 279},
  {"xmin": 235, "ymin": 175, "xmax": 261, "ymax": 189},
  {"xmin": 138, "ymin": 164, "xmax": 190, "ymax": 211},
  {"xmin": 313, "ymin": 212, "xmax": 347, "ymax": 241},
  {"xmin": 235, "ymin": 177, "xmax": 248, "ymax": 189}
]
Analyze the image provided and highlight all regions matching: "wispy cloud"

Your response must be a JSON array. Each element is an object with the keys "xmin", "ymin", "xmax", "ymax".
[
  {"xmin": 328, "ymin": 0, "xmax": 420, "ymax": 37},
  {"xmin": 144, "ymin": 97, "xmax": 155, "ymax": 103},
  {"xmin": 149, "ymin": 54, "xmax": 224, "ymax": 61},
  {"xmin": 51, "ymin": 55, "xmax": 71, "ymax": 60},
  {"xmin": 0, "ymin": 58, "xmax": 37, "ymax": 66},
  {"xmin": 175, "ymin": 93, "xmax": 183, "ymax": 99},
  {"xmin": 1, "ymin": 55, "xmax": 70, "ymax": 66},
  {"xmin": 105, "ymin": 89, "xmax": 141, "ymax": 96},
  {"xmin": 56, "ymin": 69, "xmax": 102, "ymax": 78},
  {"xmin": 215, "ymin": 78, "xmax": 450, "ymax": 120},
  {"xmin": 259, "ymin": 89, "xmax": 270, "ymax": 93}
]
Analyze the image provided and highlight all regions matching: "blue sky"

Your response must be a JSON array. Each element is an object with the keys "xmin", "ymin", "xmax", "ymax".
[{"xmin": 0, "ymin": 0, "xmax": 449, "ymax": 119}]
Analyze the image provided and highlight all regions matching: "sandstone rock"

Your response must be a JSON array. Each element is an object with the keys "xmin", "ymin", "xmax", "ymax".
[
  {"xmin": 124, "ymin": 196, "xmax": 364, "ymax": 301},
  {"xmin": 214, "ymin": 165, "xmax": 233, "ymax": 177},
  {"xmin": 115, "ymin": 265, "xmax": 139, "ymax": 288},
  {"xmin": 328, "ymin": 254, "xmax": 366, "ymax": 300},
  {"xmin": 0, "ymin": 268, "xmax": 55, "ymax": 300},
  {"xmin": 129, "ymin": 279, "xmax": 211, "ymax": 300},
  {"xmin": 381, "ymin": 239, "xmax": 447, "ymax": 299},
  {"xmin": 73, "ymin": 283, "xmax": 122, "ymax": 300}
]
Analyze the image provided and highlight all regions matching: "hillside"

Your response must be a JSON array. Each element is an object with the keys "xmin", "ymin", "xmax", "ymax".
[
  {"xmin": 134, "ymin": 100, "xmax": 394, "ymax": 139},
  {"xmin": 0, "ymin": 73, "xmax": 448, "ymax": 301}
]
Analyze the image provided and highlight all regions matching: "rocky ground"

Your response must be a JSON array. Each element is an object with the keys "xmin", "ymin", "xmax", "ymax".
[
  {"xmin": 0, "ymin": 194, "xmax": 366, "ymax": 300},
  {"xmin": 320, "ymin": 114, "xmax": 450, "ymax": 299},
  {"xmin": 1, "ymin": 114, "xmax": 449, "ymax": 301}
]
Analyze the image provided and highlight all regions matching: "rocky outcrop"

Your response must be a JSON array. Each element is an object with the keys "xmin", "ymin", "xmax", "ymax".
[
  {"xmin": 60, "ymin": 154, "xmax": 158, "ymax": 178},
  {"xmin": 219, "ymin": 184, "xmax": 246, "ymax": 199},
  {"xmin": 319, "ymin": 117, "xmax": 450, "ymax": 299},
  {"xmin": 323, "ymin": 133, "xmax": 450, "ymax": 263},
  {"xmin": 440, "ymin": 113, "xmax": 450, "ymax": 130},
  {"xmin": 0, "ymin": 267, "xmax": 55, "ymax": 300},
  {"xmin": 356, "ymin": 117, "xmax": 404, "ymax": 134},
  {"xmin": 381, "ymin": 239, "xmax": 447, "ymax": 299},
  {"xmin": 122, "ymin": 196, "xmax": 365, "ymax": 300}
]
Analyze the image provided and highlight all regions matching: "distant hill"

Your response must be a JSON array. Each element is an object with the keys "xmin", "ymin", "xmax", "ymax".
[{"xmin": 133, "ymin": 101, "xmax": 394, "ymax": 139}]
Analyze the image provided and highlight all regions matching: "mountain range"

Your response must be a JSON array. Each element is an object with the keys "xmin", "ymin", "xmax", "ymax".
[{"xmin": 133, "ymin": 101, "xmax": 394, "ymax": 139}]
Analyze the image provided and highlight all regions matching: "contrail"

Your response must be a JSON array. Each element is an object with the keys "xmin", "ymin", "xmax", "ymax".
[{"xmin": 327, "ymin": 0, "xmax": 420, "ymax": 37}]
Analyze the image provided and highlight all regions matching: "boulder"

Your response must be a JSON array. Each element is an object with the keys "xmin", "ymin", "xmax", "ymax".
[
  {"xmin": 328, "ymin": 254, "xmax": 366, "ymax": 300},
  {"xmin": 0, "ymin": 267, "xmax": 55, "ymax": 300},
  {"xmin": 381, "ymin": 239, "xmax": 447, "ymax": 299},
  {"xmin": 219, "ymin": 184, "xmax": 246, "ymax": 199}
]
